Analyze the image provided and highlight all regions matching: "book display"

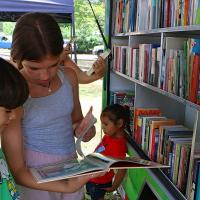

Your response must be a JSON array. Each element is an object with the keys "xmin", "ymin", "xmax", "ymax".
[{"xmin": 105, "ymin": 0, "xmax": 200, "ymax": 200}]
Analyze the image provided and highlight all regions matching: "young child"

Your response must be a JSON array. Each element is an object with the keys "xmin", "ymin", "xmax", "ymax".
[
  {"xmin": 86, "ymin": 104, "xmax": 129, "ymax": 200},
  {"xmin": 0, "ymin": 57, "xmax": 29, "ymax": 200}
]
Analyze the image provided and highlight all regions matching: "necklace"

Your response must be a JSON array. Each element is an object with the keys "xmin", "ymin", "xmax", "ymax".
[{"xmin": 48, "ymin": 81, "xmax": 52, "ymax": 93}]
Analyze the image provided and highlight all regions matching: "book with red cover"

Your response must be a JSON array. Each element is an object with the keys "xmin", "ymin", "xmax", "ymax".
[
  {"xmin": 134, "ymin": 108, "xmax": 161, "ymax": 144},
  {"xmin": 189, "ymin": 55, "xmax": 200, "ymax": 103},
  {"xmin": 149, "ymin": 119, "xmax": 176, "ymax": 161}
]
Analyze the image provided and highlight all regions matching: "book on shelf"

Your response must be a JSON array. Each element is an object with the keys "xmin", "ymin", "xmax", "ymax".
[
  {"xmin": 177, "ymin": 143, "xmax": 191, "ymax": 194},
  {"xmin": 30, "ymin": 152, "xmax": 168, "ymax": 184},
  {"xmin": 148, "ymin": 118, "xmax": 176, "ymax": 161},
  {"xmin": 134, "ymin": 108, "xmax": 161, "ymax": 144},
  {"xmin": 140, "ymin": 116, "xmax": 166, "ymax": 152},
  {"xmin": 110, "ymin": 90, "xmax": 135, "ymax": 132},
  {"xmin": 113, "ymin": 0, "xmax": 199, "ymax": 33},
  {"xmin": 161, "ymin": 126, "xmax": 192, "ymax": 165},
  {"xmin": 192, "ymin": 154, "xmax": 200, "ymax": 199}
]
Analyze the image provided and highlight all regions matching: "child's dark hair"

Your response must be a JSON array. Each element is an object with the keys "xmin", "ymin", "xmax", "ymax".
[
  {"xmin": 101, "ymin": 104, "xmax": 130, "ymax": 128},
  {"xmin": 0, "ymin": 58, "xmax": 29, "ymax": 109}
]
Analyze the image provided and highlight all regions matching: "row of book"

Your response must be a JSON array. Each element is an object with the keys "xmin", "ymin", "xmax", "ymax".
[
  {"xmin": 112, "ymin": 38, "xmax": 200, "ymax": 105},
  {"xmin": 134, "ymin": 108, "xmax": 192, "ymax": 195},
  {"xmin": 110, "ymin": 90, "xmax": 135, "ymax": 133},
  {"xmin": 113, "ymin": 0, "xmax": 200, "ymax": 34},
  {"xmin": 161, "ymin": 37, "xmax": 200, "ymax": 104}
]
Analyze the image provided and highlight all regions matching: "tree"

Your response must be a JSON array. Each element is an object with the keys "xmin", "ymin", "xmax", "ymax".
[
  {"xmin": 74, "ymin": 0, "xmax": 105, "ymax": 52},
  {"xmin": 2, "ymin": 0, "xmax": 105, "ymax": 53}
]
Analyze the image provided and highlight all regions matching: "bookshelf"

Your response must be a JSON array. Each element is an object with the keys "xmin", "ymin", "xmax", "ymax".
[{"xmin": 105, "ymin": 1, "xmax": 200, "ymax": 200}]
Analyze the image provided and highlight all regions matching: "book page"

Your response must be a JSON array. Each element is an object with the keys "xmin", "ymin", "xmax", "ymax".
[
  {"xmin": 75, "ymin": 106, "xmax": 97, "ymax": 157},
  {"xmin": 87, "ymin": 153, "xmax": 168, "ymax": 169},
  {"xmin": 30, "ymin": 153, "xmax": 168, "ymax": 183},
  {"xmin": 31, "ymin": 158, "xmax": 104, "ymax": 183}
]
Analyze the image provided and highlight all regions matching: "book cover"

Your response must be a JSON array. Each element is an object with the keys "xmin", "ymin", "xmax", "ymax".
[
  {"xmin": 134, "ymin": 108, "xmax": 161, "ymax": 144},
  {"xmin": 177, "ymin": 144, "xmax": 191, "ymax": 194},
  {"xmin": 141, "ymin": 116, "xmax": 166, "ymax": 151},
  {"xmin": 157, "ymin": 125, "xmax": 187, "ymax": 163},
  {"xmin": 149, "ymin": 119, "xmax": 176, "ymax": 161},
  {"xmin": 75, "ymin": 106, "xmax": 97, "ymax": 157}
]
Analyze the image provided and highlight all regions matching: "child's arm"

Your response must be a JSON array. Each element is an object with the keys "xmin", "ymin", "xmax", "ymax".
[
  {"xmin": 63, "ymin": 55, "xmax": 106, "ymax": 84},
  {"xmin": 104, "ymin": 169, "xmax": 127, "ymax": 192}
]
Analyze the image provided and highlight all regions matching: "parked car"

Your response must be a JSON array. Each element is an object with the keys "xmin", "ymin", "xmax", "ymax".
[
  {"xmin": 92, "ymin": 45, "xmax": 104, "ymax": 56},
  {"xmin": 0, "ymin": 34, "xmax": 12, "ymax": 49}
]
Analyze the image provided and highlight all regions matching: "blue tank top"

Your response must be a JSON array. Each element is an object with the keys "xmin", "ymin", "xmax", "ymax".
[{"xmin": 22, "ymin": 70, "xmax": 76, "ymax": 155}]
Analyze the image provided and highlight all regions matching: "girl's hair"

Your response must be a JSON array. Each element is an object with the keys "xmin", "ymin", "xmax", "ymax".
[
  {"xmin": 0, "ymin": 58, "xmax": 29, "ymax": 109},
  {"xmin": 101, "ymin": 104, "xmax": 130, "ymax": 128},
  {"xmin": 11, "ymin": 12, "xmax": 64, "ymax": 69}
]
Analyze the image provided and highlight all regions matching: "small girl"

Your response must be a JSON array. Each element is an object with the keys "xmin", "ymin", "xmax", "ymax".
[
  {"xmin": 86, "ymin": 104, "xmax": 129, "ymax": 200},
  {"xmin": 0, "ymin": 57, "xmax": 29, "ymax": 200}
]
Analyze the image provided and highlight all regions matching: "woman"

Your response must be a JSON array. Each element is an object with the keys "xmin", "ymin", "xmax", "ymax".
[{"xmin": 2, "ymin": 12, "xmax": 104, "ymax": 200}]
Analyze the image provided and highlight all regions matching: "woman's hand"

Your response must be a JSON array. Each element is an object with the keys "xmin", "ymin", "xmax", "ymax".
[{"xmin": 78, "ymin": 125, "xmax": 96, "ymax": 142}]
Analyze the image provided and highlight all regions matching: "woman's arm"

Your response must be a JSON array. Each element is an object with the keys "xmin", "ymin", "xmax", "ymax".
[
  {"xmin": 1, "ymin": 107, "xmax": 96, "ymax": 193},
  {"xmin": 65, "ymin": 68, "xmax": 96, "ymax": 142},
  {"xmin": 63, "ymin": 55, "xmax": 106, "ymax": 84}
]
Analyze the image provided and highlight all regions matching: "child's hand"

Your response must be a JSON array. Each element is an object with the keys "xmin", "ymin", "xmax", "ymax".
[
  {"xmin": 64, "ymin": 43, "xmax": 72, "ymax": 54},
  {"xmin": 91, "ymin": 57, "xmax": 106, "ymax": 78}
]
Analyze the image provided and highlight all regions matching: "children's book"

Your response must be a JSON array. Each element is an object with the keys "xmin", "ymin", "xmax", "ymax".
[
  {"xmin": 30, "ymin": 152, "xmax": 168, "ymax": 183},
  {"xmin": 75, "ymin": 106, "xmax": 97, "ymax": 157}
]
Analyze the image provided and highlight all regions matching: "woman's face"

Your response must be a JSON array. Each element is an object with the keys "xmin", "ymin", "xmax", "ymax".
[
  {"xmin": 0, "ymin": 107, "xmax": 16, "ymax": 133},
  {"xmin": 21, "ymin": 55, "xmax": 61, "ymax": 87}
]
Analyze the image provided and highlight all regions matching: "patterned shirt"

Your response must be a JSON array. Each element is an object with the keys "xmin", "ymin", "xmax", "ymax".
[{"xmin": 0, "ymin": 149, "xmax": 20, "ymax": 200}]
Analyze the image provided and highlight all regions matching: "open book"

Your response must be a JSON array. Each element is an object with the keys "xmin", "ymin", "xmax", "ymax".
[
  {"xmin": 30, "ymin": 106, "xmax": 168, "ymax": 183},
  {"xmin": 30, "ymin": 152, "xmax": 168, "ymax": 183}
]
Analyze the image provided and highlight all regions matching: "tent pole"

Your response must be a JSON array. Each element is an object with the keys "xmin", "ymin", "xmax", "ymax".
[{"xmin": 71, "ymin": 12, "xmax": 77, "ymax": 63}]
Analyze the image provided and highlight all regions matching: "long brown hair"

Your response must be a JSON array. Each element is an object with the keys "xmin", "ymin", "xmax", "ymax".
[{"xmin": 11, "ymin": 12, "xmax": 64, "ymax": 69}]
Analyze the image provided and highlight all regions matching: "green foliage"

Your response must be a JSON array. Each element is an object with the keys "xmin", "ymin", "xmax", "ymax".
[
  {"xmin": 59, "ymin": 24, "xmax": 71, "ymax": 39},
  {"xmin": 1, "ymin": 0, "xmax": 105, "ymax": 53},
  {"xmin": 74, "ymin": 0, "xmax": 105, "ymax": 52},
  {"xmin": 2, "ymin": 22, "xmax": 15, "ymax": 35}
]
